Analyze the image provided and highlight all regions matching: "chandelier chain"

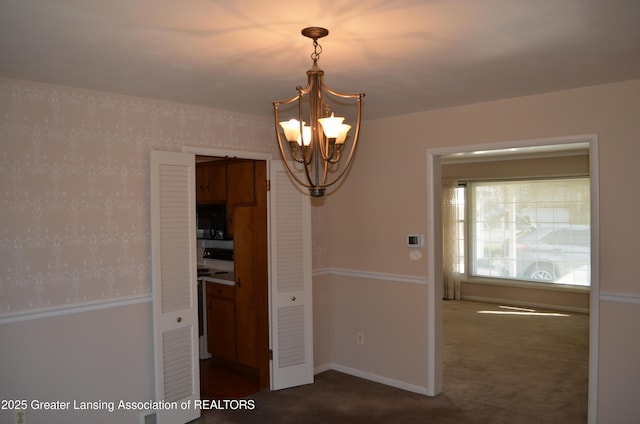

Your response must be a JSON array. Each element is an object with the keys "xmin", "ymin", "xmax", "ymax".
[{"xmin": 311, "ymin": 39, "xmax": 322, "ymax": 62}]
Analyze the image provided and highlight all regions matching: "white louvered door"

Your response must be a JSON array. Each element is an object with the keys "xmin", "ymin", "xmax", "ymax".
[
  {"xmin": 269, "ymin": 160, "xmax": 314, "ymax": 390},
  {"xmin": 150, "ymin": 151, "xmax": 200, "ymax": 424}
]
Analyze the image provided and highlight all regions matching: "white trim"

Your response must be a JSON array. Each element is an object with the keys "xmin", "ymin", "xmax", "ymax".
[
  {"xmin": 426, "ymin": 133, "xmax": 600, "ymax": 423},
  {"xmin": 587, "ymin": 135, "xmax": 600, "ymax": 424},
  {"xmin": 425, "ymin": 147, "xmax": 441, "ymax": 396},
  {"xmin": 462, "ymin": 277, "xmax": 590, "ymax": 293},
  {"xmin": 315, "ymin": 363, "xmax": 428, "ymax": 395},
  {"xmin": 461, "ymin": 295, "xmax": 589, "ymax": 314},
  {"xmin": 0, "ymin": 294, "xmax": 151, "ymax": 325},
  {"xmin": 323, "ymin": 268, "xmax": 428, "ymax": 285},
  {"xmin": 460, "ymin": 277, "xmax": 591, "ymax": 293},
  {"xmin": 182, "ymin": 145, "xmax": 272, "ymax": 161},
  {"xmin": 600, "ymin": 292, "xmax": 640, "ymax": 304},
  {"xmin": 313, "ymin": 362, "xmax": 333, "ymax": 374}
]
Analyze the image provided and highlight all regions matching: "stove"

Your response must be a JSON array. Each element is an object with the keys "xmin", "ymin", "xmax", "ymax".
[
  {"xmin": 197, "ymin": 244, "xmax": 235, "ymax": 360},
  {"xmin": 199, "ymin": 247, "xmax": 234, "ymax": 279}
]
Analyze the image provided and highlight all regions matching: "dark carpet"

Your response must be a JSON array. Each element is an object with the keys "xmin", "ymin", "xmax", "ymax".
[{"xmin": 197, "ymin": 300, "xmax": 589, "ymax": 423}]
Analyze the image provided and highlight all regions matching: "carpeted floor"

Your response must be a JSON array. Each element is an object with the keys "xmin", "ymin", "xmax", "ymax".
[
  {"xmin": 441, "ymin": 300, "xmax": 589, "ymax": 423},
  {"xmin": 196, "ymin": 300, "xmax": 589, "ymax": 423}
]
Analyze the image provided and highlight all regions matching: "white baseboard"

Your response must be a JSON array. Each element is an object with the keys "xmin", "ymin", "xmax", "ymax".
[
  {"xmin": 461, "ymin": 295, "xmax": 589, "ymax": 314},
  {"xmin": 314, "ymin": 362, "xmax": 429, "ymax": 396}
]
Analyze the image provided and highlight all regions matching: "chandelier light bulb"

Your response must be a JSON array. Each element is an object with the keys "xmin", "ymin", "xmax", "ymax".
[
  {"xmin": 335, "ymin": 124, "xmax": 351, "ymax": 144},
  {"xmin": 299, "ymin": 125, "xmax": 312, "ymax": 146},
  {"xmin": 318, "ymin": 113, "xmax": 345, "ymax": 138},
  {"xmin": 279, "ymin": 119, "xmax": 303, "ymax": 143}
]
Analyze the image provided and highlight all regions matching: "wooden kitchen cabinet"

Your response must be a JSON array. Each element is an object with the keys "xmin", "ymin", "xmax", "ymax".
[
  {"xmin": 206, "ymin": 283, "xmax": 236, "ymax": 362},
  {"xmin": 196, "ymin": 161, "xmax": 226, "ymax": 204},
  {"xmin": 226, "ymin": 160, "xmax": 255, "ymax": 205},
  {"xmin": 233, "ymin": 205, "xmax": 258, "ymax": 369},
  {"xmin": 225, "ymin": 160, "xmax": 255, "ymax": 239}
]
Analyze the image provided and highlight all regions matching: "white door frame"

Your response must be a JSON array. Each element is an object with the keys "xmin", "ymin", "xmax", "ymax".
[
  {"xmin": 183, "ymin": 145, "xmax": 314, "ymax": 390},
  {"xmin": 425, "ymin": 134, "xmax": 600, "ymax": 423}
]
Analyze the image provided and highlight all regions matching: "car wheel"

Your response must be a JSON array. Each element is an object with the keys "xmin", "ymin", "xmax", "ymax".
[{"xmin": 526, "ymin": 264, "xmax": 555, "ymax": 281}]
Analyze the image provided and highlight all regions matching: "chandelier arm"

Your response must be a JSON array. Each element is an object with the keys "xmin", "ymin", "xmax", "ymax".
[
  {"xmin": 314, "ymin": 78, "xmax": 338, "ymax": 163},
  {"xmin": 320, "ymin": 139, "xmax": 337, "ymax": 162},
  {"xmin": 276, "ymin": 140, "xmax": 317, "ymax": 191},
  {"xmin": 297, "ymin": 88, "xmax": 315, "ymax": 166},
  {"xmin": 317, "ymin": 97, "xmax": 363, "ymax": 189},
  {"xmin": 327, "ymin": 145, "xmax": 342, "ymax": 164},
  {"xmin": 321, "ymin": 155, "xmax": 330, "ymax": 187},
  {"xmin": 273, "ymin": 105, "xmax": 316, "ymax": 191},
  {"xmin": 320, "ymin": 80, "xmax": 366, "ymax": 100},
  {"xmin": 304, "ymin": 152, "xmax": 320, "ymax": 189}
]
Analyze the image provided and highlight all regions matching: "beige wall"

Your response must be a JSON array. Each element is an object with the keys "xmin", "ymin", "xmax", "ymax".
[
  {"xmin": 0, "ymin": 78, "xmax": 274, "ymax": 314},
  {"xmin": 317, "ymin": 79, "xmax": 640, "ymax": 421},
  {"xmin": 0, "ymin": 78, "xmax": 274, "ymax": 424},
  {"xmin": 2, "ymin": 76, "xmax": 640, "ymax": 423},
  {"xmin": 0, "ymin": 303, "xmax": 154, "ymax": 423}
]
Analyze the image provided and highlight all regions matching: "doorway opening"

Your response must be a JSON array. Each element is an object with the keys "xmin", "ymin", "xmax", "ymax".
[
  {"xmin": 426, "ymin": 134, "xmax": 599, "ymax": 422},
  {"xmin": 195, "ymin": 155, "xmax": 270, "ymax": 400}
]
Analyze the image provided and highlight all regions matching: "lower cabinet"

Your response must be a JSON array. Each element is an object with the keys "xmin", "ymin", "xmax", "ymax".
[{"xmin": 206, "ymin": 283, "xmax": 236, "ymax": 362}]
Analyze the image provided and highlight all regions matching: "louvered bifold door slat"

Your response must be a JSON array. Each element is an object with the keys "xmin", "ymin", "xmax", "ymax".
[
  {"xmin": 151, "ymin": 151, "xmax": 200, "ymax": 424},
  {"xmin": 159, "ymin": 164, "xmax": 192, "ymax": 313},
  {"xmin": 277, "ymin": 305, "xmax": 305, "ymax": 367},
  {"xmin": 270, "ymin": 161, "xmax": 313, "ymax": 390},
  {"xmin": 162, "ymin": 327, "xmax": 193, "ymax": 402}
]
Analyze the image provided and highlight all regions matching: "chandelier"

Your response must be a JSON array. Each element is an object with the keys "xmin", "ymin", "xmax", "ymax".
[{"xmin": 272, "ymin": 27, "xmax": 365, "ymax": 197}]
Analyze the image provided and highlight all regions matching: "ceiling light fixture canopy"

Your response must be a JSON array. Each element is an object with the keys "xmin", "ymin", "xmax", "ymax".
[{"xmin": 273, "ymin": 27, "xmax": 365, "ymax": 197}]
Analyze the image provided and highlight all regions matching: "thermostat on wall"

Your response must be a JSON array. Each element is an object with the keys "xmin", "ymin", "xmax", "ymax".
[{"xmin": 407, "ymin": 234, "xmax": 424, "ymax": 248}]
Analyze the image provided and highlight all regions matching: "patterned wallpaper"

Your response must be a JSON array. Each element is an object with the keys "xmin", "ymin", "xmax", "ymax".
[{"xmin": 0, "ymin": 78, "xmax": 283, "ymax": 315}]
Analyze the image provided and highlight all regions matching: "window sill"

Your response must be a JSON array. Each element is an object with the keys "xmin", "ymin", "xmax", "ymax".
[{"xmin": 462, "ymin": 276, "xmax": 590, "ymax": 293}]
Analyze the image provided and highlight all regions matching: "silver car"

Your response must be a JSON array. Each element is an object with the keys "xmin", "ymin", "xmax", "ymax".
[{"xmin": 499, "ymin": 225, "xmax": 590, "ymax": 284}]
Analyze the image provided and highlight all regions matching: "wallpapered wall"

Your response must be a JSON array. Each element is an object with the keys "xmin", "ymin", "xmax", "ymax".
[{"xmin": 0, "ymin": 78, "xmax": 275, "ymax": 315}]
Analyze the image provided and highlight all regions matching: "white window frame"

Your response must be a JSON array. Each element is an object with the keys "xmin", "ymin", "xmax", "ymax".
[{"xmin": 465, "ymin": 176, "xmax": 591, "ymax": 287}]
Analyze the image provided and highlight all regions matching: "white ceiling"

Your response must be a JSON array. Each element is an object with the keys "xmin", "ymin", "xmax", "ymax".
[{"xmin": 2, "ymin": 0, "xmax": 640, "ymax": 120}]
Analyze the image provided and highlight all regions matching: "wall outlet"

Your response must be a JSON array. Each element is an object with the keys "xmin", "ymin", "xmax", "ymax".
[
  {"xmin": 356, "ymin": 332, "xmax": 365, "ymax": 345},
  {"xmin": 15, "ymin": 409, "xmax": 26, "ymax": 424}
]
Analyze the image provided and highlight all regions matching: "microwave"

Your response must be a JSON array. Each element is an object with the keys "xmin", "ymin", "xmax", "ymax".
[{"xmin": 196, "ymin": 204, "xmax": 227, "ymax": 240}]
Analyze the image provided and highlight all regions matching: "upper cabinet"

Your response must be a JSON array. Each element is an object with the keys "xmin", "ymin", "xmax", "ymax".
[
  {"xmin": 196, "ymin": 160, "xmax": 226, "ymax": 204},
  {"xmin": 196, "ymin": 158, "xmax": 257, "ymax": 239},
  {"xmin": 226, "ymin": 160, "xmax": 255, "ymax": 206}
]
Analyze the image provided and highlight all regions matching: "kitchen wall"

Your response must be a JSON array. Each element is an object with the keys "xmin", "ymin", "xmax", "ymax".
[{"xmin": 317, "ymin": 79, "xmax": 640, "ymax": 422}]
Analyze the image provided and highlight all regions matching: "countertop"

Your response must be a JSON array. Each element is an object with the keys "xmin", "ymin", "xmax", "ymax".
[{"xmin": 199, "ymin": 271, "xmax": 235, "ymax": 286}]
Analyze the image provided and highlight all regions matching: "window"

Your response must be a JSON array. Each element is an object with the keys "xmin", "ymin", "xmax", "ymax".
[{"xmin": 468, "ymin": 178, "xmax": 590, "ymax": 286}]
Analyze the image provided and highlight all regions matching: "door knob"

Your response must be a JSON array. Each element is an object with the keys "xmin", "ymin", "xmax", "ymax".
[
  {"xmin": 177, "ymin": 317, "xmax": 182, "ymax": 323},
  {"xmin": 290, "ymin": 296, "xmax": 296, "ymax": 302}
]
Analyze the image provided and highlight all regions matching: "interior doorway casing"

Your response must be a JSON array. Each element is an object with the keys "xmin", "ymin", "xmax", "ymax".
[
  {"xmin": 425, "ymin": 134, "xmax": 599, "ymax": 424},
  {"xmin": 184, "ymin": 145, "xmax": 272, "ymax": 394},
  {"xmin": 182, "ymin": 144, "xmax": 315, "ymax": 393}
]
